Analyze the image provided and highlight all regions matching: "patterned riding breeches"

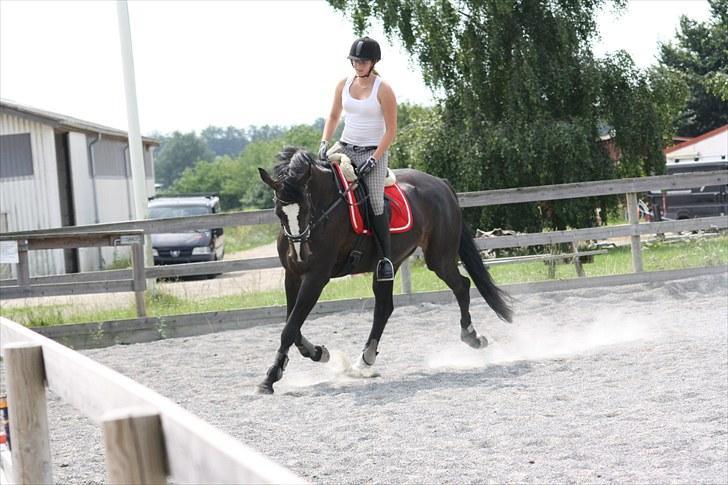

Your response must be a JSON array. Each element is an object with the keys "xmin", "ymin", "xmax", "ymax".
[{"xmin": 331, "ymin": 142, "xmax": 389, "ymax": 216}]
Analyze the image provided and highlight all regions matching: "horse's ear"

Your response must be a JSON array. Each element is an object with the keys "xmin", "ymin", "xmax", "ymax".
[{"xmin": 258, "ymin": 168, "xmax": 278, "ymax": 190}]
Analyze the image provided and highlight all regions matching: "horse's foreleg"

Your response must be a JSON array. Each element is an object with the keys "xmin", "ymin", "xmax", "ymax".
[
  {"xmin": 354, "ymin": 278, "xmax": 394, "ymax": 373},
  {"xmin": 284, "ymin": 271, "xmax": 301, "ymax": 319},
  {"xmin": 258, "ymin": 273, "xmax": 329, "ymax": 394},
  {"xmin": 295, "ymin": 334, "xmax": 330, "ymax": 363},
  {"xmin": 285, "ymin": 271, "xmax": 330, "ymax": 363}
]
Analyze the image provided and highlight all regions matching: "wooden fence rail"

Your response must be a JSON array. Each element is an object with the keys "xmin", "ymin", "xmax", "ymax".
[
  {"xmin": 0, "ymin": 316, "xmax": 304, "ymax": 484},
  {"xmin": 1, "ymin": 170, "xmax": 725, "ymax": 238},
  {"xmin": 0, "ymin": 170, "xmax": 726, "ymax": 304},
  {"xmin": 0, "ymin": 231, "xmax": 147, "ymax": 315}
]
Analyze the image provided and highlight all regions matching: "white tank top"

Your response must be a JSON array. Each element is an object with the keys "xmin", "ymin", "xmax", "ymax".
[{"xmin": 340, "ymin": 76, "xmax": 385, "ymax": 146}]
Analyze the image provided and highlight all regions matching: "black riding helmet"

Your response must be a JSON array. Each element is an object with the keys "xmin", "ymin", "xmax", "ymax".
[{"xmin": 347, "ymin": 36, "xmax": 381, "ymax": 62}]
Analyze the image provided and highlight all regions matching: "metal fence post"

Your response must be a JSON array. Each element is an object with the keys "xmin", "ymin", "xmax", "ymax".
[
  {"xmin": 626, "ymin": 192, "xmax": 644, "ymax": 273},
  {"xmin": 4, "ymin": 343, "xmax": 53, "ymax": 484}
]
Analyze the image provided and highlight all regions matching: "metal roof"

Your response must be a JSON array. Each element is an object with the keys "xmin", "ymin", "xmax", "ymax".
[{"xmin": 0, "ymin": 98, "xmax": 159, "ymax": 146}]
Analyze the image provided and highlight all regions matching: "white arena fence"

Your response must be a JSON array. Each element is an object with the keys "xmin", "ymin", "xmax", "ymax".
[{"xmin": 0, "ymin": 316, "xmax": 304, "ymax": 484}]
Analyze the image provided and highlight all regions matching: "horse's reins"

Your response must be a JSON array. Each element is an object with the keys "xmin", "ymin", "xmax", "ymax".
[{"xmin": 277, "ymin": 169, "xmax": 368, "ymax": 244}]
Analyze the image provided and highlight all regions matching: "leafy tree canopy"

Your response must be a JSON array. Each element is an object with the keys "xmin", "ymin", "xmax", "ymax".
[
  {"xmin": 168, "ymin": 125, "xmax": 320, "ymax": 210},
  {"xmin": 153, "ymin": 131, "xmax": 214, "ymax": 188},
  {"xmin": 329, "ymin": 0, "xmax": 679, "ymax": 231},
  {"xmin": 658, "ymin": 0, "xmax": 728, "ymax": 136}
]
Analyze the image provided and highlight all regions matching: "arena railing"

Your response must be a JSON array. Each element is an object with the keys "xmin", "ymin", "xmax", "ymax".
[
  {"xmin": 0, "ymin": 316, "xmax": 304, "ymax": 484},
  {"xmin": 1, "ymin": 170, "xmax": 725, "ymax": 294}
]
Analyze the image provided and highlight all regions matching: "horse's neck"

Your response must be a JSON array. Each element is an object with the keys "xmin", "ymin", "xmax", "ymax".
[{"xmin": 309, "ymin": 165, "xmax": 338, "ymax": 204}]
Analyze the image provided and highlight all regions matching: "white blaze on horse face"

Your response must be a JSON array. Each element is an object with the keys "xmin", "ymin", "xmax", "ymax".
[{"xmin": 282, "ymin": 203, "xmax": 302, "ymax": 262}]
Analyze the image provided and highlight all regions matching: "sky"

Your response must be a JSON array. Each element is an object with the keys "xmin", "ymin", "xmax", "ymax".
[{"xmin": 0, "ymin": 0, "xmax": 714, "ymax": 136}]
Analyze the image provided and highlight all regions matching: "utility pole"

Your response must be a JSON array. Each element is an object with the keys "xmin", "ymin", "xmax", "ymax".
[{"xmin": 116, "ymin": 0, "xmax": 155, "ymax": 289}]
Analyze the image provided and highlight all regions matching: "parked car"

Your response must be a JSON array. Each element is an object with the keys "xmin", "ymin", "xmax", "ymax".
[
  {"xmin": 648, "ymin": 160, "xmax": 728, "ymax": 221},
  {"xmin": 148, "ymin": 194, "xmax": 224, "ymax": 265}
]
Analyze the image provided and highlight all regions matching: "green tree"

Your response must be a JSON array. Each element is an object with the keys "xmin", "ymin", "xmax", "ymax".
[
  {"xmin": 658, "ymin": 0, "xmax": 728, "ymax": 136},
  {"xmin": 154, "ymin": 131, "xmax": 214, "ymax": 188},
  {"xmin": 200, "ymin": 126, "xmax": 249, "ymax": 157},
  {"xmin": 170, "ymin": 124, "xmax": 322, "ymax": 210},
  {"xmin": 329, "ymin": 0, "xmax": 675, "ymax": 232}
]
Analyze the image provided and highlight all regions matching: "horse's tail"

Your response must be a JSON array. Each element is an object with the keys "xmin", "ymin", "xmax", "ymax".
[{"xmin": 459, "ymin": 224, "xmax": 513, "ymax": 322}]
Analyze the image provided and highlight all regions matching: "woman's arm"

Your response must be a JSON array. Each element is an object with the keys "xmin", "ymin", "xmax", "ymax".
[
  {"xmin": 373, "ymin": 80, "xmax": 397, "ymax": 161},
  {"xmin": 321, "ymin": 79, "xmax": 346, "ymax": 143}
]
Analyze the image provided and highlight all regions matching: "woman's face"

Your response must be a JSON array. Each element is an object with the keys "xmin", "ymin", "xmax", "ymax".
[{"xmin": 351, "ymin": 58, "xmax": 373, "ymax": 77}]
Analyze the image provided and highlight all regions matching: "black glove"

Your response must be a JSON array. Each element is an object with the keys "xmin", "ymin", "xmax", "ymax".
[
  {"xmin": 318, "ymin": 140, "xmax": 329, "ymax": 161},
  {"xmin": 357, "ymin": 156, "xmax": 377, "ymax": 177}
]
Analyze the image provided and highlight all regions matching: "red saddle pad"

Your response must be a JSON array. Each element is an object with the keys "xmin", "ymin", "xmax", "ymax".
[{"xmin": 332, "ymin": 163, "xmax": 414, "ymax": 235}]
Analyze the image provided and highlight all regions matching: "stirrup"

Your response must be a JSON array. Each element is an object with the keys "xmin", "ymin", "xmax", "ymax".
[{"xmin": 376, "ymin": 258, "xmax": 394, "ymax": 282}]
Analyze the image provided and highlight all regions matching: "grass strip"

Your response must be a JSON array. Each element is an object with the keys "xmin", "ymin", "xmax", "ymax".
[{"xmin": 3, "ymin": 234, "xmax": 726, "ymax": 327}]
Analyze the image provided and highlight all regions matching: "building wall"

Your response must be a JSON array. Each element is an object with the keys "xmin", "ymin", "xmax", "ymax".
[
  {"xmin": 2, "ymin": 109, "xmax": 158, "ymax": 276},
  {"xmin": 667, "ymin": 127, "xmax": 728, "ymax": 164},
  {"xmin": 68, "ymin": 132, "xmax": 100, "ymax": 272},
  {"xmin": 0, "ymin": 112, "xmax": 65, "ymax": 277}
]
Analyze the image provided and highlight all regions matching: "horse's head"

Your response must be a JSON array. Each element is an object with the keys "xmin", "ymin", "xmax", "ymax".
[{"xmin": 258, "ymin": 147, "xmax": 315, "ymax": 244}]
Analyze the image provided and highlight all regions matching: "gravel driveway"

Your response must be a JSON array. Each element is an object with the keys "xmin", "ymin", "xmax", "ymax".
[{"xmin": 5, "ymin": 273, "xmax": 728, "ymax": 484}]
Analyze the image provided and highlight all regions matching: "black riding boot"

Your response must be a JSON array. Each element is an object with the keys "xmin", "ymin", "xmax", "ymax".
[{"xmin": 371, "ymin": 212, "xmax": 394, "ymax": 282}]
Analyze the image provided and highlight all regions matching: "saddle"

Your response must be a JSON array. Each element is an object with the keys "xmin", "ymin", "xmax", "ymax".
[{"xmin": 329, "ymin": 154, "xmax": 414, "ymax": 235}]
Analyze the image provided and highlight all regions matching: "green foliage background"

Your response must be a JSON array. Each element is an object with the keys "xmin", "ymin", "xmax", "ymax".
[
  {"xmin": 147, "ymin": 0, "xmax": 724, "ymax": 232},
  {"xmin": 164, "ymin": 125, "xmax": 320, "ymax": 210},
  {"xmin": 328, "ymin": 0, "xmax": 694, "ymax": 232},
  {"xmin": 658, "ymin": 0, "xmax": 728, "ymax": 136}
]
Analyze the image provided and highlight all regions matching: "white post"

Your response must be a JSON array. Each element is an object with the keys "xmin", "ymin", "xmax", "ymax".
[
  {"xmin": 626, "ymin": 192, "xmax": 644, "ymax": 273},
  {"xmin": 4, "ymin": 343, "xmax": 53, "ymax": 485},
  {"xmin": 116, "ymin": 0, "xmax": 155, "ymax": 289},
  {"xmin": 101, "ymin": 407, "xmax": 167, "ymax": 485},
  {"xmin": 400, "ymin": 257, "xmax": 412, "ymax": 294}
]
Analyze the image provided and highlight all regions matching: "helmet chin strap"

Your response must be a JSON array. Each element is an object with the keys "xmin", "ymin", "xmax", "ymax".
[{"xmin": 353, "ymin": 61, "xmax": 377, "ymax": 78}]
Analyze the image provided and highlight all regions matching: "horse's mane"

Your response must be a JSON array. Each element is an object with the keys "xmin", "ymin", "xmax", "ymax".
[{"xmin": 272, "ymin": 147, "xmax": 318, "ymax": 201}]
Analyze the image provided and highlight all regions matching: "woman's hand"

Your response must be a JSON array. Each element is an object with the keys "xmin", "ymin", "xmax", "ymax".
[
  {"xmin": 318, "ymin": 140, "xmax": 329, "ymax": 161},
  {"xmin": 357, "ymin": 156, "xmax": 377, "ymax": 176}
]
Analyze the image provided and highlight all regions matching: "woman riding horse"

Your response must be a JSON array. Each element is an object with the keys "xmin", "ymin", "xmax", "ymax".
[
  {"xmin": 318, "ymin": 36, "xmax": 397, "ymax": 282},
  {"xmin": 257, "ymin": 146, "xmax": 513, "ymax": 394}
]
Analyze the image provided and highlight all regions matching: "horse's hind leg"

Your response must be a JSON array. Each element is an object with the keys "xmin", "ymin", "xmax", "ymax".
[
  {"xmin": 355, "ymin": 276, "xmax": 395, "ymax": 372},
  {"xmin": 425, "ymin": 253, "xmax": 488, "ymax": 349}
]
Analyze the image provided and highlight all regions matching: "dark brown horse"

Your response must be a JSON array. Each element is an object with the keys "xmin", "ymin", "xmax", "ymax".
[{"xmin": 256, "ymin": 147, "xmax": 512, "ymax": 393}]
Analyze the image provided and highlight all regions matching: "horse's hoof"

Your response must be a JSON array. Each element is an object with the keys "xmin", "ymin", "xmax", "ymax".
[
  {"xmin": 256, "ymin": 382, "xmax": 275, "ymax": 394},
  {"xmin": 316, "ymin": 345, "xmax": 330, "ymax": 363},
  {"xmin": 350, "ymin": 355, "xmax": 381, "ymax": 378},
  {"xmin": 461, "ymin": 331, "xmax": 488, "ymax": 349}
]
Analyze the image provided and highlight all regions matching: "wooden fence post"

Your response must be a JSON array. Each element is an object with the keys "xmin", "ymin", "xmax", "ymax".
[
  {"xmin": 131, "ymin": 241, "xmax": 147, "ymax": 317},
  {"xmin": 4, "ymin": 343, "xmax": 53, "ymax": 485},
  {"xmin": 101, "ymin": 407, "xmax": 167, "ymax": 485},
  {"xmin": 625, "ymin": 192, "xmax": 644, "ymax": 273},
  {"xmin": 16, "ymin": 240, "xmax": 30, "ymax": 288},
  {"xmin": 400, "ymin": 256, "xmax": 412, "ymax": 294}
]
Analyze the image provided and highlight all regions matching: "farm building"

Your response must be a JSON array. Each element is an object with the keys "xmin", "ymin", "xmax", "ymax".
[
  {"xmin": 0, "ymin": 99, "xmax": 158, "ymax": 278},
  {"xmin": 664, "ymin": 124, "xmax": 728, "ymax": 165}
]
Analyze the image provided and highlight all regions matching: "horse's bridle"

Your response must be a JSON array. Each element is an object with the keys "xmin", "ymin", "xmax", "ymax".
[{"xmin": 275, "ymin": 171, "xmax": 366, "ymax": 244}]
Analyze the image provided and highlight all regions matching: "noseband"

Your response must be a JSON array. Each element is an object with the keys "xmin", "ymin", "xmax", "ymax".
[{"xmin": 275, "ymin": 192, "xmax": 314, "ymax": 243}]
